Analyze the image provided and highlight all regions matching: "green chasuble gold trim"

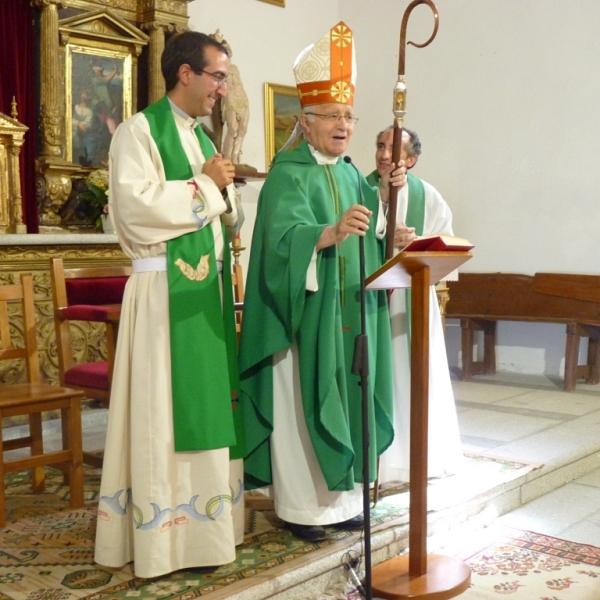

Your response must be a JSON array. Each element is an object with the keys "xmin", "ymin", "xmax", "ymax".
[
  {"xmin": 239, "ymin": 141, "xmax": 394, "ymax": 492},
  {"xmin": 142, "ymin": 97, "xmax": 243, "ymax": 456}
]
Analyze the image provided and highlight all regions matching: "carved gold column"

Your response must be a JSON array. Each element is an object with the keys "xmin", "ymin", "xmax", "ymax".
[
  {"xmin": 0, "ymin": 103, "xmax": 28, "ymax": 234},
  {"xmin": 143, "ymin": 21, "xmax": 168, "ymax": 104},
  {"xmin": 9, "ymin": 147, "xmax": 26, "ymax": 234},
  {"xmin": 8, "ymin": 99, "xmax": 26, "ymax": 234},
  {"xmin": 33, "ymin": 0, "xmax": 67, "ymax": 159},
  {"xmin": 140, "ymin": 1, "xmax": 191, "ymax": 104}
]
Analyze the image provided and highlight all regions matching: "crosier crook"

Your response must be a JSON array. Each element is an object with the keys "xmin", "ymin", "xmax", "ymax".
[{"xmin": 385, "ymin": 0, "xmax": 440, "ymax": 260}]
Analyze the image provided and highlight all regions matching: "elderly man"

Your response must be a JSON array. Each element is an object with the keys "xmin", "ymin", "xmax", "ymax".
[
  {"xmin": 95, "ymin": 31, "xmax": 244, "ymax": 578},
  {"xmin": 368, "ymin": 126, "xmax": 463, "ymax": 484},
  {"xmin": 239, "ymin": 22, "xmax": 404, "ymax": 542}
]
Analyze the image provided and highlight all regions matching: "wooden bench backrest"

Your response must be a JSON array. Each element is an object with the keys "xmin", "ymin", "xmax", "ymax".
[{"xmin": 447, "ymin": 273, "xmax": 600, "ymax": 323}]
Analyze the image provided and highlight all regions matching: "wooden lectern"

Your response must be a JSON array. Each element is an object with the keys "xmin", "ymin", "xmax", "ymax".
[{"xmin": 366, "ymin": 250, "xmax": 472, "ymax": 600}]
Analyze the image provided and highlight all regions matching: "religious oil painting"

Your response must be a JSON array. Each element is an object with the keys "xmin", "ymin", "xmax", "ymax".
[
  {"xmin": 257, "ymin": 0, "xmax": 285, "ymax": 6},
  {"xmin": 66, "ymin": 44, "xmax": 132, "ymax": 168},
  {"xmin": 264, "ymin": 83, "xmax": 301, "ymax": 169}
]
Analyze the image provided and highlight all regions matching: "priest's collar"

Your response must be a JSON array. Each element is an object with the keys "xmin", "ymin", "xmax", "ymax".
[
  {"xmin": 168, "ymin": 97, "xmax": 199, "ymax": 130},
  {"xmin": 308, "ymin": 143, "xmax": 339, "ymax": 165}
]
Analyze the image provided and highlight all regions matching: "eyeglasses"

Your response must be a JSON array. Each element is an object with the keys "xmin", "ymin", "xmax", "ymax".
[
  {"xmin": 304, "ymin": 112, "xmax": 359, "ymax": 124},
  {"xmin": 195, "ymin": 69, "xmax": 228, "ymax": 86}
]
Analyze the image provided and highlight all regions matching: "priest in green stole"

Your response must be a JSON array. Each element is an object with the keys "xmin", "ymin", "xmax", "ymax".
[
  {"xmin": 95, "ymin": 32, "xmax": 245, "ymax": 578},
  {"xmin": 239, "ymin": 22, "xmax": 404, "ymax": 543},
  {"xmin": 367, "ymin": 126, "xmax": 464, "ymax": 485}
]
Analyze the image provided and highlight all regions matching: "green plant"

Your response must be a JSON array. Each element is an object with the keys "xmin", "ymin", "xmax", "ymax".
[{"xmin": 79, "ymin": 169, "xmax": 109, "ymax": 228}]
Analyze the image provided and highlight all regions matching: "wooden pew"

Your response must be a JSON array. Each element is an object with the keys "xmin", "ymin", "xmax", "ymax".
[{"xmin": 446, "ymin": 273, "xmax": 600, "ymax": 391}]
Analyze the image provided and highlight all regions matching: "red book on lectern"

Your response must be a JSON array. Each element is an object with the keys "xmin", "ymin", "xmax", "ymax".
[{"xmin": 403, "ymin": 234, "xmax": 474, "ymax": 252}]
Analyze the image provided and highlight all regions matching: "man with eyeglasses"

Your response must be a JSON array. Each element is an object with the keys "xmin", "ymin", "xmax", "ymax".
[
  {"xmin": 239, "ymin": 22, "xmax": 405, "ymax": 542},
  {"xmin": 367, "ymin": 126, "xmax": 463, "ymax": 486},
  {"xmin": 95, "ymin": 31, "xmax": 244, "ymax": 578}
]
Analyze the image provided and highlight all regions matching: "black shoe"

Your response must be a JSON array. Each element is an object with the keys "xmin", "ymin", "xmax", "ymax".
[
  {"xmin": 286, "ymin": 522, "xmax": 329, "ymax": 542},
  {"xmin": 332, "ymin": 514, "xmax": 364, "ymax": 530}
]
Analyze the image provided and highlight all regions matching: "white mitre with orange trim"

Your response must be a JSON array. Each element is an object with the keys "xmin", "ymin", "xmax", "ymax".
[{"xmin": 293, "ymin": 21, "xmax": 356, "ymax": 107}]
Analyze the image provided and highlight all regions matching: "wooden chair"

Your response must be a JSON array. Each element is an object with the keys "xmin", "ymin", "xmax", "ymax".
[
  {"xmin": 0, "ymin": 273, "xmax": 84, "ymax": 528},
  {"xmin": 50, "ymin": 258, "xmax": 131, "ymax": 467}
]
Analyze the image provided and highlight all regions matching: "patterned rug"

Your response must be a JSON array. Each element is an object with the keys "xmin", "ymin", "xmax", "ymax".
[
  {"xmin": 317, "ymin": 528, "xmax": 600, "ymax": 599},
  {"xmin": 459, "ymin": 528, "xmax": 600, "ymax": 599},
  {"xmin": 0, "ymin": 454, "xmax": 539, "ymax": 600}
]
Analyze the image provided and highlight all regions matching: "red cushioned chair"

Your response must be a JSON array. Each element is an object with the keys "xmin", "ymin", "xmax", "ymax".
[{"xmin": 50, "ymin": 258, "xmax": 131, "ymax": 467}]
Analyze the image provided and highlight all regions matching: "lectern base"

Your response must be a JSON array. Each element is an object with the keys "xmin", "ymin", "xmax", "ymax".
[{"xmin": 372, "ymin": 554, "xmax": 471, "ymax": 600}]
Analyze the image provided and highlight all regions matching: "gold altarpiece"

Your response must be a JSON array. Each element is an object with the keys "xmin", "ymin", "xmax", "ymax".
[
  {"xmin": 1, "ymin": 1, "xmax": 193, "ymax": 391},
  {"xmin": 33, "ymin": 0, "xmax": 193, "ymax": 230},
  {"xmin": 0, "ymin": 104, "xmax": 28, "ymax": 235}
]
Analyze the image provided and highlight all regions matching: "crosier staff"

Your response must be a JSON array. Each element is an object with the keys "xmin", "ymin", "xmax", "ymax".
[{"xmin": 386, "ymin": 0, "xmax": 439, "ymax": 260}]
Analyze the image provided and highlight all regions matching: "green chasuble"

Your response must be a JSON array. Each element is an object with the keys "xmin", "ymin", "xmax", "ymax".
[
  {"xmin": 142, "ymin": 97, "xmax": 243, "ymax": 458},
  {"xmin": 239, "ymin": 140, "xmax": 394, "ymax": 492}
]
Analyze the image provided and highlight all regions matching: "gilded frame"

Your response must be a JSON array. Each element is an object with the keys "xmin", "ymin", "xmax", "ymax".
[
  {"xmin": 258, "ymin": 0, "xmax": 285, "ymax": 6},
  {"xmin": 264, "ymin": 83, "xmax": 301, "ymax": 169},
  {"xmin": 65, "ymin": 43, "xmax": 133, "ymax": 167}
]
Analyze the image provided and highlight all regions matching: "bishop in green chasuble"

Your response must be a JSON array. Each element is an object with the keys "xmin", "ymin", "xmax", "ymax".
[
  {"xmin": 239, "ymin": 20, "xmax": 405, "ymax": 535},
  {"xmin": 239, "ymin": 140, "xmax": 394, "ymax": 493}
]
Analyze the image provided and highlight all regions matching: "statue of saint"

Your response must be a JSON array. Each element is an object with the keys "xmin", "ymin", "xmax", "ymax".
[{"xmin": 209, "ymin": 31, "xmax": 256, "ymax": 174}]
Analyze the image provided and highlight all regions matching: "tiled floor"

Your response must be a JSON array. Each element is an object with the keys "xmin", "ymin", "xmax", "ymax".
[
  {"xmin": 4, "ymin": 371, "xmax": 600, "ymax": 587},
  {"xmin": 452, "ymin": 371, "xmax": 600, "ymax": 547}
]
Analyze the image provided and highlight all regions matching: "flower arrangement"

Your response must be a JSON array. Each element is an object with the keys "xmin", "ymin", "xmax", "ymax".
[{"xmin": 79, "ymin": 168, "xmax": 109, "ymax": 228}]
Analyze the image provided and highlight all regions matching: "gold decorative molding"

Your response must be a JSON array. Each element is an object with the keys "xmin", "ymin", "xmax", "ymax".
[
  {"xmin": 59, "ymin": 9, "xmax": 151, "ymax": 49},
  {"xmin": 38, "ymin": 105, "xmax": 64, "ymax": 158},
  {"xmin": 0, "ymin": 242, "xmax": 129, "ymax": 386},
  {"xmin": 31, "ymin": 0, "xmax": 69, "ymax": 9},
  {"xmin": 0, "ymin": 111, "xmax": 28, "ymax": 234},
  {"xmin": 37, "ymin": 169, "xmax": 73, "ymax": 227},
  {"xmin": 65, "ymin": 0, "xmax": 138, "ymax": 24},
  {"xmin": 0, "ymin": 243, "xmax": 126, "ymax": 272},
  {"xmin": 139, "ymin": 0, "xmax": 188, "ymax": 16},
  {"xmin": 85, "ymin": 0, "xmax": 138, "ymax": 11}
]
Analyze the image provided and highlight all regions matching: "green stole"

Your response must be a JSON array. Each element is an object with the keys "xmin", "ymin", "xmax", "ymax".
[
  {"xmin": 405, "ymin": 172, "xmax": 425, "ymax": 235},
  {"xmin": 143, "ymin": 97, "xmax": 243, "ymax": 457}
]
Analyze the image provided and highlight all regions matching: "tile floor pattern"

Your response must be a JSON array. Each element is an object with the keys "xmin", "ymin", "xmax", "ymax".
[
  {"xmin": 4, "ymin": 371, "xmax": 600, "ymax": 597},
  {"xmin": 452, "ymin": 371, "xmax": 600, "ymax": 548}
]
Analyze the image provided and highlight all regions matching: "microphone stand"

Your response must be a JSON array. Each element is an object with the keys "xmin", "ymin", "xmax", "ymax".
[{"xmin": 344, "ymin": 156, "xmax": 382, "ymax": 600}]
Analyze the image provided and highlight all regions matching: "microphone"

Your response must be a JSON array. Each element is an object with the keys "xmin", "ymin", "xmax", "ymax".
[{"xmin": 343, "ymin": 156, "xmax": 365, "ymax": 207}]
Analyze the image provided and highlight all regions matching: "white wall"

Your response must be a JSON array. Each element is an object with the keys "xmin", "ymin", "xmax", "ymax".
[
  {"xmin": 345, "ymin": 0, "xmax": 600, "ymax": 275},
  {"xmin": 188, "ymin": 0, "xmax": 340, "ymax": 278},
  {"xmin": 344, "ymin": 0, "xmax": 600, "ymax": 374},
  {"xmin": 189, "ymin": 0, "xmax": 600, "ymax": 377}
]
